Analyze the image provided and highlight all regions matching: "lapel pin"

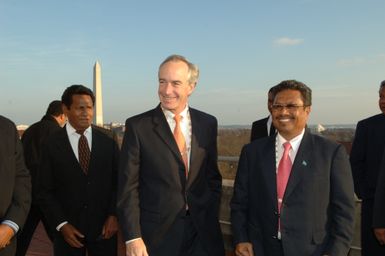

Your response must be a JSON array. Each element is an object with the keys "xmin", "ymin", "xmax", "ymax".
[{"xmin": 302, "ymin": 160, "xmax": 307, "ymax": 166}]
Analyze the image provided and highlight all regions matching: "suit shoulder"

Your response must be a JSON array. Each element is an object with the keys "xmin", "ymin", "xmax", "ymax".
[
  {"xmin": 190, "ymin": 108, "xmax": 217, "ymax": 123},
  {"xmin": 251, "ymin": 117, "xmax": 268, "ymax": 126},
  {"xmin": 357, "ymin": 114, "xmax": 385, "ymax": 126},
  {"xmin": 0, "ymin": 115, "xmax": 16, "ymax": 130},
  {"xmin": 310, "ymin": 133, "xmax": 342, "ymax": 151},
  {"xmin": 246, "ymin": 136, "xmax": 272, "ymax": 151}
]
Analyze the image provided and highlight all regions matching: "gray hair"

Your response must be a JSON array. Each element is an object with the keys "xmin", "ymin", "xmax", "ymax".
[{"xmin": 159, "ymin": 54, "xmax": 199, "ymax": 85}]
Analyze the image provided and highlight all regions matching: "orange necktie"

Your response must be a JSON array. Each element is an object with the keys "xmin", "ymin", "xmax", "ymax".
[{"xmin": 173, "ymin": 114, "xmax": 188, "ymax": 176}]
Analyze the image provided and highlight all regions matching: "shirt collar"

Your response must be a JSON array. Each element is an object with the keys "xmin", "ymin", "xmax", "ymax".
[
  {"xmin": 276, "ymin": 128, "xmax": 305, "ymax": 152},
  {"xmin": 162, "ymin": 105, "xmax": 189, "ymax": 120},
  {"xmin": 66, "ymin": 122, "xmax": 92, "ymax": 136}
]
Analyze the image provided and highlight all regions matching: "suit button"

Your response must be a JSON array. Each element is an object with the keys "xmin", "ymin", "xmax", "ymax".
[
  {"xmin": 274, "ymin": 211, "xmax": 278, "ymax": 215},
  {"xmin": 84, "ymin": 205, "xmax": 88, "ymax": 209}
]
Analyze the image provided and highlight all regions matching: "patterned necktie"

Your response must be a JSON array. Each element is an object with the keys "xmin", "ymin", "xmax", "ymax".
[
  {"xmin": 277, "ymin": 142, "xmax": 292, "ymax": 231},
  {"xmin": 77, "ymin": 130, "xmax": 90, "ymax": 174},
  {"xmin": 173, "ymin": 114, "xmax": 188, "ymax": 177}
]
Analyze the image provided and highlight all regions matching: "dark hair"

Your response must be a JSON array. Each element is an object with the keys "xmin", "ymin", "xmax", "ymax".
[
  {"xmin": 61, "ymin": 85, "xmax": 95, "ymax": 109},
  {"xmin": 273, "ymin": 80, "xmax": 312, "ymax": 106},
  {"xmin": 380, "ymin": 80, "xmax": 385, "ymax": 88},
  {"xmin": 46, "ymin": 100, "xmax": 63, "ymax": 116}
]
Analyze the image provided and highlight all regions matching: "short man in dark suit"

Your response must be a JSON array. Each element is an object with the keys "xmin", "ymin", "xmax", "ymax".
[
  {"xmin": 16, "ymin": 100, "xmax": 67, "ymax": 256},
  {"xmin": 231, "ymin": 80, "xmax": 355, "ymax": 256},
  {"xmin": 350, "ymin": 80, "xmax": 385, "ymax": 255},
  {"xmin": 117, "ymin": 55, "xmax": 224, "ymax": 256},
  {"xmin": 36, "ymin": 85, "xmax": 119, "ymax": 256},
  {"xmin": 0, "ymin": 116, "xmax": 31, "ymax": 256},
  {"xmin": 250, "ymin": 86, "xmax": 277, "ymax": 142}
]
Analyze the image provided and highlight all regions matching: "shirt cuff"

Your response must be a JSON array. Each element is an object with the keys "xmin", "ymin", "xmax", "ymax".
[
  {"xmin": 56, "ymin": 221, "xmax": 68, "ymax": 231},
  {"xmin": 2, "ymin": 220, "xmax": 19, "ymax": 234},
  {"xmin": 125, "ymin": 237, "xmax": 141, "ymax": 244}
]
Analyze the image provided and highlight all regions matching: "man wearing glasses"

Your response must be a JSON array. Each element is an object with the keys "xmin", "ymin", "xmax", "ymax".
[{"xmin": 231, "ymin": 80, "xmax": 355, "ymax": 256}]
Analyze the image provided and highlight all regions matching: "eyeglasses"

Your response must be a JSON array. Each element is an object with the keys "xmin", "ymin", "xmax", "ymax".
[{"xmin": 271, "ymin": 104, "xmax": 307, "ymax": 112}]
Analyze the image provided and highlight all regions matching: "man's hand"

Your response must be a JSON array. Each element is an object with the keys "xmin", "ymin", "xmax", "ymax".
[
  {"xmin": 126, "ymin": 238, "xmax": 148, "ymax": 256},
  {"xmin": 0, "ymin": 224, "xmax": 14, "ymax": 249},
  {"xmin": 374, "ymin": 228, "xmax": 385, "ymax": 245},
  {"xmin": 60, "ymin": 223, "xmax": 85, "ymax": 248},
  {"xmin": 235, "ymin": 242, "xmax": 254, "ymax": 256},
  {"xmin": 101, "ymin": 215, "xmax": 118, "ymax": 239}
]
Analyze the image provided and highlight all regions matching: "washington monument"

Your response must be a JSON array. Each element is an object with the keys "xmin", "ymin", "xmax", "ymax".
[{"xmin": 93, "ymin": 61, "xmax": 103, "ymax": 126}]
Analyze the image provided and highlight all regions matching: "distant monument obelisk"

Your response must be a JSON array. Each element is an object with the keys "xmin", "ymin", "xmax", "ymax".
[{"xmin": 93, "ymin": 61, "xmax": 103, "ymax": 126}]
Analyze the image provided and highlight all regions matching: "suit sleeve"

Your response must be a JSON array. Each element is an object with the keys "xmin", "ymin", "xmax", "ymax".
[
  {"xmin": 230, "ymin": 145, "xmax": 264, "ymax": 255},
  {"xmin": 5, "ymin": 125, "xmax": 31, "ymax": 229},
  {"xmin": 373, "ymin": 151, "xmax": 385, "ymax": 227},
  {"xmin": 117, "ymin": 119, "xmax": 142, "ymax": 241},
  {"xmin": 108, "ymin": 138, "xmax": 119, "ymax": 216},
  {"xmin": 325, "ymin": 145, "xmax": 355, "ymax": 255},
  {"xmin": 349, "ymin": 121, "xmax": 366, "ymax": 199}
]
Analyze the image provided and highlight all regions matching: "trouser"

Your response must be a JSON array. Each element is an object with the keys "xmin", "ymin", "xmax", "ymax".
[{"xmin": 361, "ymin": 199, "xmax": 385, "ymax": 256}]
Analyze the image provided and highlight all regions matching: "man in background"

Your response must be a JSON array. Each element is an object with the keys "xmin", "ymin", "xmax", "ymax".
[
  {"xmin": 250, "ymin": 86, "xmax": 276, "ymax": 142},
  {"xmin": 350, "ymin": 80, "xmax": 385, "ymax": 255},
  {"xmin": 231, "ymin": 80, "xmax": 355, "ymax": 256},
  {"xmin": 0, "ymin": 115, "xmax": 31, "ymax": 256},
  {"xmin": 16, "ymin": 100, "xmax": 66, "ymax": 256},
  {"xmin": 37, "ymin": 85, "xmax": 119, "ymax": 256},
  {"xmin": 117, "ymin": 55, "xmax": 224, "ymax": 256}
]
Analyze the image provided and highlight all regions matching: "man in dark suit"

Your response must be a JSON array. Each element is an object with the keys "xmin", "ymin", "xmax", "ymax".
[
  {"xmin": 16, "ymin": 100, "xmax": 66, "ymax": 256},
  {"xmin": 250, "ymin": 86, "xmax": 276, "ymax": 142},
  {"xmin": 0, "ymin": 116, "xmax": 31, "ymax": 256},
  {"xmin": 350, "ymin": 80, "xmax": 385, "ymax": 255},
  {"xmin": 231, "ymin": 80, "xmax": 355, "ymax": 256},
  {"xmin": 117, "ymin": 55, "xmax": 224, "ymax": 256},
  {"xmin": 36, "ymin": 85, "xmax": 119, "ymax": 256}
]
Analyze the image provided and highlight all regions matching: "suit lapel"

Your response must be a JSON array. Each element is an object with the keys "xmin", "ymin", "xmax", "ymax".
[
  {"xmin": 56, "ymin": 127, "xmax": 83, "ymax": 171},
  {"xmin": 283, "ymin": 130, "xmax": 313, "ymax": 200},
  {"xmin": 88, "ymin": 127, "xmax": 100, "ymax": 174},
  {"xmin": 263, "ymin": 136, "xmax": 279, "ymax": 208},
  {"xmin": 152, "ymin": 105, "xmax": 185, "ymax": 166},
  {"xmin": 186, "ymin": 109, "xmax": 206, "ymax": 189}
]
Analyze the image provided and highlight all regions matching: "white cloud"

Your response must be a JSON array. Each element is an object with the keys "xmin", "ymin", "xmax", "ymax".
[{"xmin": 273, "ymin": 37, "xmax": 304, "ymax": 46}]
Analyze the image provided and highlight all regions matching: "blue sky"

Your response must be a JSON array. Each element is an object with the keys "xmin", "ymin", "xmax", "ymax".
[{"xmin": 1, "ymin": 0, "xmax": 385, "ymax": 125}]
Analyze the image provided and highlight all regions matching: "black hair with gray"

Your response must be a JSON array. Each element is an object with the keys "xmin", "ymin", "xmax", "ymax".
[{"xmin": 273, "ymin": 80, "xmax": 312, "ymax": 106}]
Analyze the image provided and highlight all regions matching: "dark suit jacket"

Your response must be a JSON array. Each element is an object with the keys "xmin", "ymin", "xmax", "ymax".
[
  {"xmin": 117, "ymin": 105, "xmax": 224, "ymax": 256},
  {"xmin": 36, "ymin": 125, "xmax": 119, "ymax": 241},
  {"xmin": 250, "ymin": 116, "xmax": 275, "ymax": 142},
  {"xmin": 0, "ymin": 116, "xmax": 31, "ymax": 256},
  {"xmin": 350, "ymin": 114, "xmax": 385, "ymax": 200},
  {"xmin": 373, "ymin": 150, "xmax": 385, "ymax": 227},
  {"xmin": 22, "ymin": 115, "xmax": 61, "ymax": 200},
  {"xmin": 231, "ymin": 130, "xmax": 355, "ymax": 256}
]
